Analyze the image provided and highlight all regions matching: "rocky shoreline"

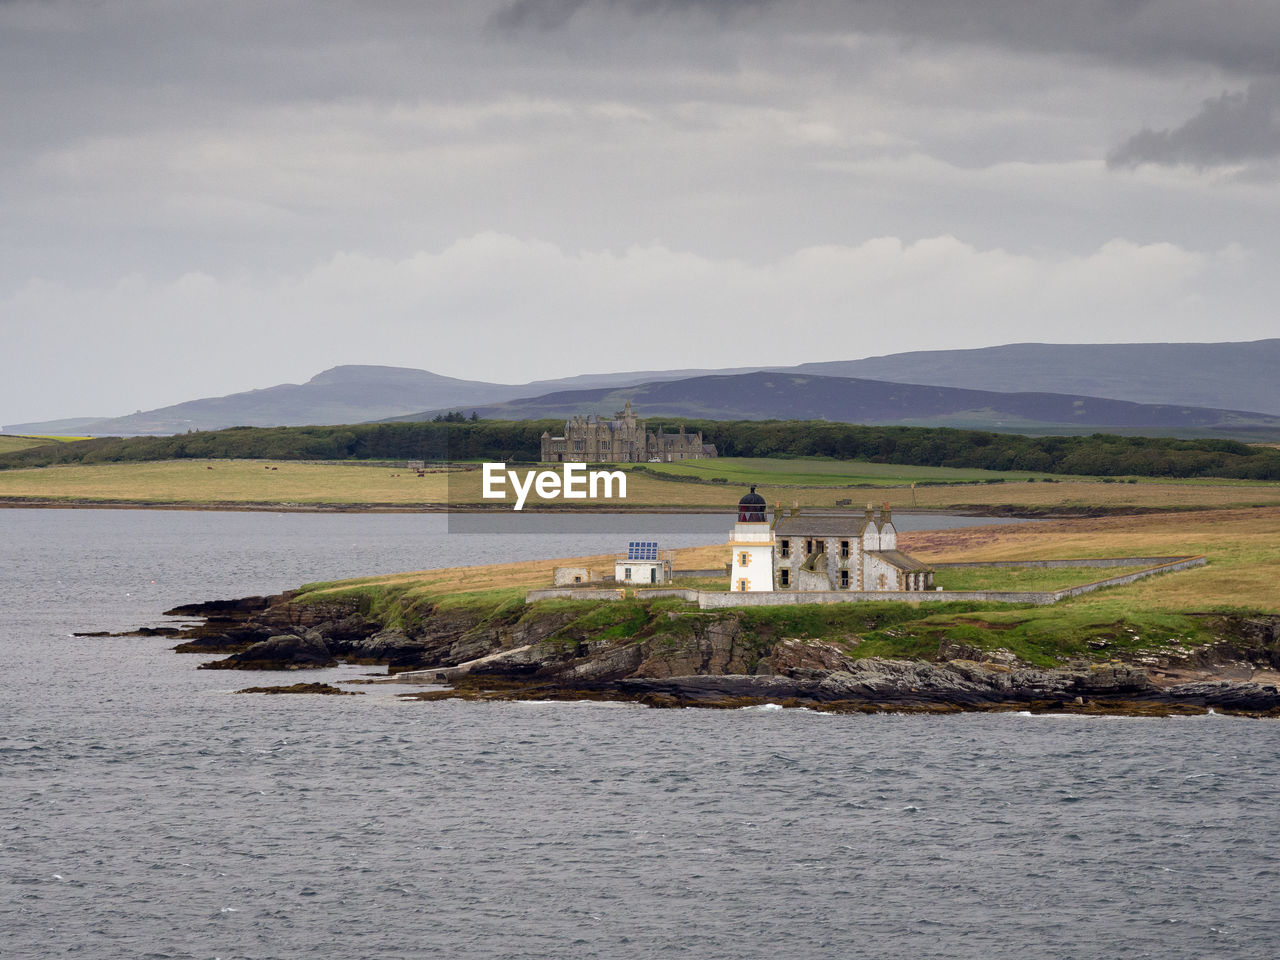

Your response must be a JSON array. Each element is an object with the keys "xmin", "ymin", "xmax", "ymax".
[{"xmin": 114, "ymin": 589, "xmax": 1280, "ymax": 717}]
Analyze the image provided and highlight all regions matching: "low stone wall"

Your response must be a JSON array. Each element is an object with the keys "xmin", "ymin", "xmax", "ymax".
[
  {"xmin": 932, "ymin": 556, "xmax": 1194, "ymax": 569},
  {"xmin": 1052, "ymin": 556, "xmax": 1206, "ymax": 600},
  {"xmin": 525, "ymin": 587, "xmax": 625, "ymax": 602},
  {"xmin": 672, "ymin": 568, "xmax": 728, "ymax": 579},
  {"xmin": 633, "ymin": 588, "xmax": 702, "ymax": 602},
  {"xmin": 696, "ymin": 589, "xmax": 1059, "ymax": 609}
]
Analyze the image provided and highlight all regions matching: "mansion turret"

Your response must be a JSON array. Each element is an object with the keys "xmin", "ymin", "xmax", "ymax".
[{"xmin": 540, "ymin": 400, "xmax": 716, "ymax": 464}]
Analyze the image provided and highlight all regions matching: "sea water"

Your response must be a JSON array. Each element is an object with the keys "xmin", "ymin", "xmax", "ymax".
[{"xmin": 1, "ymin": 509, "xmax": 1277, "ymax": 959}]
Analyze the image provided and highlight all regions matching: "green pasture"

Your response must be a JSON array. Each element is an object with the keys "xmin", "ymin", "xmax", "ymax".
[
  {"xmin": 0, "ymin": 434, "xmax": 82, "ymax": 454},
  {"xmin": 932, "ymin": 565, "xmax": 1137, "ymax": 593},
  {"xmin": 636, "ymin": 456, "xmax": 1061, "ymax": 487}
]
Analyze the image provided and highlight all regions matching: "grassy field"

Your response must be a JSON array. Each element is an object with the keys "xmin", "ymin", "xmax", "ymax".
[
  {"xmin": 883, "ymin": 507, "xmax": 1280, "ymax": 664},
  {"xmin": 930, "ymin": 565, "xmax": 1141, "ymax": 592},
  {"xmin": 903, "ymin": 507, "xmax": 1275, "ymax": 609},
  {"xmin": 0, "ymin": 460, "xmax": 453, "ymax": 506},
  {"xmin": 1, "ymin": 456, "xmax": 1279, "ymax": 513},
  {"xmin": 637, "ymin": 456, "xmax": 1056, "ymax": 486},
  {"xmin": 0, "ymin": 435, "xmax": 83, "ymax": 454}
]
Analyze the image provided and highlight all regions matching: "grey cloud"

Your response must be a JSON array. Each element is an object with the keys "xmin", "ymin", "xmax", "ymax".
[
  {"xmin": 1108, "ymin": 81, "xmax": 1280, "ymax": 169},
  {"xmin": 492, "ymin": 0, "xmax": 1280, "ymax": 77},
  {"xmin": 491, "ymin": 0, "xmax": 588, "ymax": 30},
  {"xmin": 491, "ymin": 0, "xmax": 773, "ymax": 31}
]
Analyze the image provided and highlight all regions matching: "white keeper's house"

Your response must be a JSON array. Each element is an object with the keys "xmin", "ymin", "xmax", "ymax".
[{"xmin": 728, "ymin": 488, "xmax": 935, "ymax": 593}]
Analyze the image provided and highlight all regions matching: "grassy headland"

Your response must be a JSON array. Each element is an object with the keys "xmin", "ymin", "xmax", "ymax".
[{"xmin": 281, "ymin": 508, "xmax": 1275, "ymax": 671}]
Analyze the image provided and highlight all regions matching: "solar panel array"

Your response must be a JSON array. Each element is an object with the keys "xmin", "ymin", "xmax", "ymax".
[{"xmin": 627, "ymin": 540, "xmax": 659, "ymax": 561}]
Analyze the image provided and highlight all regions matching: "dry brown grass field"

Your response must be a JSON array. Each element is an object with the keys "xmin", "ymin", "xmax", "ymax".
[
  {"xmin": 903, "ymin": 506, "xmax": 1280, "ymax": 611},
  {"xmin": 0, "ymin": 435, "xmax": 71, "ymax": 454},
  {"xmin": 0, "ymin": 460, "xmax": 452, "ymax": 506},
  {"xmin": 450, "ymin": 470, "xmax": 1280, "ymax": 512},
  {"xmin": 299, "ymin": 542, "xmax": 729, "ymax": 606},
  {"xmin": 3, "ymin": 458, "xmax": 1280, "ymax": 513}
]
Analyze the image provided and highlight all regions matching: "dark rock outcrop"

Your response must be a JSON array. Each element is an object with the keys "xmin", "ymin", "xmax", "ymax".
[
  {"xmin": 199, "ymin": 632, "xmax": 337, "ymax": 670},
  {"xmin": 614, "ymin": 658, "xmax": 1280, "ymax": 714},
  {"xmin": 139, "ymin": 593, "xmax": 1280, "ymax": 716},
  {"xmin": 235, "ymin": 682, "xmax": 359, "ymax": 695}
]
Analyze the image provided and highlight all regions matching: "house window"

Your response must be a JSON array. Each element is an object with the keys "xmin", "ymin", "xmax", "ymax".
[
  {"xmin": 779, "ymin": 539, "xmax": 790, "ymax": 558},
  {"xmin": 805, "ymin": 539, "xmax": 813, "ymax": 555},
  {"xmin": 737, "ymin": 578, "xmax": 749, "ymax": 592},
  {"xmin": 840, "ymin": 569, "xmax": 850, "ymax": 588},
  {"xmin": 739, "ymin": 552, "xmax": 751, "ymax": 567},
  {"xmin": 840, "ymin": 540, "xmax": 850, "ymax": 558},
  {"xmin": 573, "ymin": 575, "xmax": 582, "ymax": 584},
  {"xmin": 779, "ymin": 568, "xmax": 790, "ymax": 587},
  {"xmin": 624, "ymin": 567, "xmax": 632, "ymax": 580}
]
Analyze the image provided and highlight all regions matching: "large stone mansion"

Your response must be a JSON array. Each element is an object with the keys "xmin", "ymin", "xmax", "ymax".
[{"xmin": 540, "ymin": 400, "xmax": 716, "ymax": 463}]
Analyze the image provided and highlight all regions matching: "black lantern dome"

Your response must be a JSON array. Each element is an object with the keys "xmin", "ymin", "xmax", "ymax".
[{"xmin": 737, "ymin": 485, "xmax": 767, "ymax": 522}]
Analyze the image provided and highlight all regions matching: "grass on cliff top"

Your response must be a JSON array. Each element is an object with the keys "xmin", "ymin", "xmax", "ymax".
[
  {"xmin": 879, "ymin": 506, "xmax": 1279, "ymax": 665},
  {"xmin": 931, "ymin": 565, "xmax": 1152, "ymax": 592},
  {"xmin": 2, "ymin": 456, "xmax": 1279, "ymax": 512},
  {"xmin": 0, "ymin": 435, "xmax": 83, "ymax": 454},
  {"xmin": 841, "ymin": 605, "xmax": 1223, "ymax": 667}
]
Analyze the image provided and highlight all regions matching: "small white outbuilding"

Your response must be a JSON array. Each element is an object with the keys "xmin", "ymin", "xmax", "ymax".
[{"xmin": 615, "ymin": 541, "xmax": 671, "ymax": 585}]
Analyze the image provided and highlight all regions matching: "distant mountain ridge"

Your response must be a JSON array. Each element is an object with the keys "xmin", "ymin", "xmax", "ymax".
[
  {"xmin": 3, "ymin": 339, "xmax": 1273, "ymax": 436},
  {"xmin": 3, "ymin": 364, "xmax": 757, "ymax": 436},
  {"xmin": 806, "ymin": 340, "xmax": 1280, "ymax": 416},
  {"xmin": 386, "ymin": 370, "xmax": 1280, "ymax": 439}
]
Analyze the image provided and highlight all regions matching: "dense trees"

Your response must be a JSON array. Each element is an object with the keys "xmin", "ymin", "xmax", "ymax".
[{"xmin": 2, "ymin": 419, "xmax": 1279, "ymax": 481}]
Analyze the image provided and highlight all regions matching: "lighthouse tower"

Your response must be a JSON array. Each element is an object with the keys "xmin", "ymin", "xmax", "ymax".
[{"xmin": 729, "ymin": 486, "xmax": 774, "ymax": 592}]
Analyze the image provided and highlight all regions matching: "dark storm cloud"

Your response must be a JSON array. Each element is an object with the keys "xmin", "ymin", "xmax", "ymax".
[
  {"xmin": 491, "ymin": 0, "xmax": 586, "ymax": 30},
  {"xmin": 1108, "ymin": 81, "xmax": 1280, "ymax": 169},
  {"xmin": 492, "ymin": 0, "xmax": 1280, "ymax": 77},
  {"xmin": 490, "ymin": 0, "xmax": 773, "ymax": 31}
]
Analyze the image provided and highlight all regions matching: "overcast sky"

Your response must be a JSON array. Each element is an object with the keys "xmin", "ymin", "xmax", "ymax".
[{"xmin": 3, "ymin": 0, "xmax": 1279, "ymax": 423}]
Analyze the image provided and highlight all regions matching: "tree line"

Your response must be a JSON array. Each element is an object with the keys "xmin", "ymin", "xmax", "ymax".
[{"xmin": 2, "ymin": 419, "xmax": 1279, "ymax": 480}]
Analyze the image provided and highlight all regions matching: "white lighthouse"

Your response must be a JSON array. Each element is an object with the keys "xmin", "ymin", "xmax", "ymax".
[{"xmin": 729, "ymin": 486, "xmax": 774, "ymax": 592}]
